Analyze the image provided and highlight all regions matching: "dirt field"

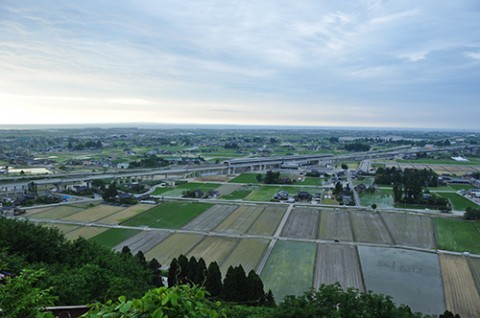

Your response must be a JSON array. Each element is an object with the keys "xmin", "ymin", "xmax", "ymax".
[
  {"xmin": 25, "ymin": 206, "xmax": 57, "ymax": 216},
  {"xmin": 215, "ymin": 206, "xmax": 263, "ymax": 234},
  {"xmin": 281, "ymin": 208, "xmax": 319, "ymax": 239},
  {"xmin": 380, "ymin": 212, "xmax": 435, "ymax": 248},
  {"xmin": 359, "ymin": 246, "xmax": 445, "ymax": 316},
  {"xmin": 113, "ymin": 231, "xmax": 171, "ymax": 255},
  {"xmin": 63, "ymin": 204, "xmax": 124, "ymax": 222},
  {"xmin": 247, "ymin": 206, "xmax": 286, "ymax": 236},
  {"xmin": 350, "ymin": 212, "xmax": 392, "ymax": 244},
  {"xmin": 440, "ymin": 254, "xmax": 480, "ymax": 318},
  {"xmin": 98, "ymin": 204, "xmax": 152, "ymax": 224},
  {"xmin": 318, "ymin": 210, "xmax": 354, "ymax": 241},
  {"xmin": 187, "ymin": 236, "xmax": 239, "ymax": 266},
  {"xmin": 145, "ymin": 233, "xmax": 204, "ymax": 265},
  {"xmin": 183, "ymin": 205, "xmax": 238, "ymax": 231},
  {"xmin": 64, "ymin": 226, "xmax": 109, "ymax": 240},
  {"xmin": 34, "ymin": 205, "xmax": 85, "ymax": 219},
  {"xmin": 469, "ymin": 258, "xmax": 480, "ymax": 295},
  {"xmin": 220, "ymin": 238, "xmax": 269, "ymax": 275},
  {"xmin": 43, "ymin": 223, "xmax": 79, "ymax": 234},
  {"xmin": 314, "ymin": 244, "xmax": 364, "ymax": 291}
]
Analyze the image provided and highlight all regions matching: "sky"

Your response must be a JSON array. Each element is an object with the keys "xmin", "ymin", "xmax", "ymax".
[{"xmin": 0, "ymin": 0, "xmax": 479, "ymax": 129}]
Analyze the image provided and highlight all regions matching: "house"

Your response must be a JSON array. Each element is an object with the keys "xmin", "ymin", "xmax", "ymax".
[
  {"xmin": 354, "ymin": 183, "xmax": 367, "ymax": 193},
  {"xmin": 297, "ymin": 191, "xmax": 312, "ymax": 201},
  {"xmin": 117, "ymin": 162, "xmax": 130, "ymax": 169},
  {"xmin": 206, "ymin": 190, "xmax": 220, "ymax": 199},
  {"xmin": 273, "ymin": 190, "xmax": 289, "ymax": 200}
]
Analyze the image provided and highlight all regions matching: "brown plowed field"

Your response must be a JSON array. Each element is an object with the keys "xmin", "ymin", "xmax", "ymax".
[
  {"xmin": 281, "ymin": 208, "xmax": 319, "ymax": 239},
  {"xmin": 318, "ymin": 210, "xmax": 353, "ymax": 241},
  {"xmin": 187, "ymin": 236, "xmax": 239, "ymax": 266},
  {"xmin": 64, "ymin": 226, "xmax": 108, "ymax": 240},
  {"xmin": 350, "ymin": 212, "xmax": 392, "ymax": 244},
  {"xmin": 63, "ymin": 204, "xmax": 124, "ymax": 222},
  {"xmin": 247, "ymin": 206, "xmax": 286, "ymax": 236},
  {"xmin": 145, "ymin": 233, "xmax": 204, "ymax": 264},
  {"xmin": 469, "ymin": 258, "xmax": 480, "ymax": 295},
  {"xmin": 113, "ymin": 231, "xmax": 170, "ymax": 254},
  {"xmin": 440, "ymin": 254, "xmax": 480, "ymax": 318},
  {"xmin": 183, "ymin": 205, "xmax": 237, "ymax": 231},
  {"xmin": 99, "ymin": 204, "xmax": 152, "ymax": 224},
  {"xmin": 215, "ymin": 206, "xmax": 263, "ymax": 234},
  {"xmin": 314, "ymin": 244, "xmax": 364, "ymax": 291},
  {"xmin": 380, "ymin": 212, "xmax": 435, "ymax": 248}
]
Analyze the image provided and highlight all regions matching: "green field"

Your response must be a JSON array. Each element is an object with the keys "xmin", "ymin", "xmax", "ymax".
[
  {"xmin": 397, "ymin": 158, "xmax": 480, "ymax": 165},
  {"xmin": 429, "ymin": 184, "xmax": 475, "ymax": 191},
  {"xmin": 90, "ymin": 228, "xmax": 140, "ymax": 249},
  {"xmin": 124, "ymin": 202, "xmax": 212, "ymax": 228},
  {"xmin": 245, "ymin": 185, "xmax": 322, "ymax": 202},
  {"xmin": 297, "ymin": 177, "xmax": 324, "ymax": 186},
  {"xmin": 221, "ymin": 189, "xmax": 253, "ymax": 200},
  {"xmin": 436, "ymin": 192, "xmax": 480, "ymax": 211},
  {"xmin": 228, "ymin": 173, "xmax": 261, "ymax": 184},
  {"xmin": 360, "ymin": 189, "xmax": 394, "ymax": 209},
  {"xmin": 434, "ymin": 218, "xmax": 480, "ymax": 254},
  {"xmin": 261, "ymin": 240, "xmax": 316, "ymax": 301},
  {"xmin": 152, "ymin": 182, "xmax": 221, "ymax": 197}
]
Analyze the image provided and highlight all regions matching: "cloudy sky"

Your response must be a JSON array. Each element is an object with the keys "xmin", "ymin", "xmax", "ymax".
[{"xmin": 1, "ymin": 0, "xmax": 479, "ymax": 129}]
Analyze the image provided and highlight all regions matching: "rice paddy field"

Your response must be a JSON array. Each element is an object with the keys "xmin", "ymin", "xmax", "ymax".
[
  {"xmin": 350, "ymin": 211, "xmax": 392, "ymax": 244},
  {"xmin": 62, "ymin": 204, "xmax": 124, "ymax": 222},
  {"xmin": 434, "ymin": 218, "xmax": 480, "ymax": 254},
  {"xmin": 90, "ymin": 228, "xmax": 141, "ymax": 249},
  {"xmin": 281, "ymin": 208, "xmax": 319, "ymax": 239},
  {"xmin": 359, "ymin": 190, "xmax": 395, "ymax": 209},
  {"xmin": 260, "ymin": 240, "xmax": 317, "ymax": 301},
  {"xmin": 215, "ymin": 206, "xmax": 263, "ymax": 234},
  {"xmin": 98, "ymin": 204, "xmax": 152, "ymax": 224},
  {"xmin": 183, "ymin": 204, "xmax": 238, "ymax": 231},
  {"xmin": 469, "ymin": 258, "xmax": 480, "ymax": 293},
  {"xmin": 380, "ymin": 212, "xmax": 435, "ymax": 248},
  {"xmin": 317, "ymin": 210, "xmax": 354, "ymax": 241},
  {"xmin": 29, "ymin": 205, "xmax": 85, "ymax": 219},
  {"xmin": 247, "ymin": 206, "xmax": 285, "ymax": 236},
  {"xmin": 152, "ymin": 182, "xmax": 221, "ymax": 197},
  {"xmin": 439, "ymin": 254, "xmax": 480, "ymax": 318},
  {"xmin": 64, "ymin": 226, "xmax": 109, "ymax": 240},
  {"xmin": 358, "ymin": 246, "xmax": 445, "ymax": 316},
  {"xmin": 220, "ymin": 238, "xmax": 269, "ymax": 275},
  {"xmin": 228, "ymin": 173, "xmax": 261, "ymax": 184},
  {"xmin": 123, "ymin": 201, "xmax": 212, "ymax": 228},
  {"xmin": 187, "ymin": 236, "xmax": 239, "ymax": 266},
  {"xmin": 144, "ymin": 233, "xmax": 205, "ymax": 265},
  {"xmin": 112, "ymin": 231, "xmax": 171, "ymax": 255},
  {"xmin": 313, "ymin": 244, "xmax": 364, "ymax": 291},
  {"xmin": 435, "ymin": 192, "xmax": 480, "ymax": 211},
  {"xmin": 215, "ymin": 183, "xmax": 243, "ymax": 196},
  {"xmin": 220, "ymin": 187, "xmax": 254, "ymax": 200}
]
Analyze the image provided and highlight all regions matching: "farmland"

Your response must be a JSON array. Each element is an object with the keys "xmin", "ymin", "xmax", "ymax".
[
  {"xmin": 261, "ymin": 240, "xmax": 316, "ymax": 301},
  {"xmin": 64, "ymin": 226, "xmax": 109, "ymax": 240},
  {"xmin": 350, "ymin": 212, "xmax": 392, "ymax": 244},
  {"xmin": 360, "ymin": 190, "xmax": 394, "ymax": 209},
  {"xmin": 281, "ymin": 208, "xmax": 319, "ymax": 239},
  {"xmin": 145, "ymin": 233, "xmax": 204, "ymax": 265},
  {"xmin": 90, "ymin": 228, "xmax": 141, "ymax": 249},
  {"xmin": 380, "ymin": 212, "xmax": 435, "ymax": 248},
  {"xmin": 440, "ymin": 254, "xmax": 480, "ymax": 318},
  {"xmin": 124, "ymin": 201, "xmax": 212, "ymax": 228},
  {"xmin": 469, "ymin": 258, "xmax": 480, "ymax": 293},
  {"xmin": 31, "ymin": 205, "xmax": 84, "ymax": 219},
  {"xmin": 220, "ymin": 238, "xmax": 269, "ymax": 275},
  {"xmin": 317, "ymin": 210, "xmax": 354, "ymax": 241},
  {"xmin": 183, "ymin": 204, "xmax": 237, "ymax": 231},
  {"xmin": 215, "ymin": 183, "xmax": 242, "ymax": 196},
  {"xmin": 63, "ymin": 204, "xmax": 124, "ymax": 222},
  {"xmin": 98, "ymin": 204, "xmax": 152, "ymax": 224},
  {"xmin": 245, "ymin": 186, "xmax": 283, "ymax": 201},
  {"xmin": 112, "ymin": 231, "xmax": 170, "ymax": 255},
  {"xmin": 220, "ymin": 187, "xmax": 254, "ymax": 200},
  {"xmin": 152, "ymin": 182, "xmax": 221, "ymax": 197},
  {"xmin": 434, "ymin": 218, "xmax": 480, "ymax": 254},
  {"xmin": 247, "ymin": 206, "xmax": 285, "ymax": 236},
  {"xmin": 358, "ymin": 246, "xmax": 445, "ymax": 315},
  {"xmin": 44, "ymin": 223, "xmax": 79, "ymax": 234},
  {"xmin": 228, "ymin": 173, "xmax": 261, "ymax": 184},
  {"xmin": 215, "ymin": 206, "xmax": 263, "ymax": 234},
  {"xmin": 313, "ymin": 244, "xmax": 364, "ymax": 291},
  {"xmin": 187, "ymin": 236, "xmax": 239, "ymax": 266},
  {"xmin": 435, "ymin": 192, "xmax": 480, "ymax": 211}
]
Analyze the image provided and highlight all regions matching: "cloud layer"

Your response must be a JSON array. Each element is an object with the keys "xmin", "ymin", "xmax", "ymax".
[{"xmin": 1, "ymin": 0, "xmax": 479, "ymax": 128}]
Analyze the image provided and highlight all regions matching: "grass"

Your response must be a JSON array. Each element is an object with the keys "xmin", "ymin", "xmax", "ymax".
[
  {"xmin": 228, "ymin": 173, "xmax": 261, "ymax": 184},
  {"xmin": 397, "ymin": 158, "xmax": 480, "ymax": 165},
  {"xmin": 221, "ymin": 189, "xmax": 253, "ymax": 200},
  {"xmin": 436, "ymin": 192, "xmax": 480, "ymax": 211},
  {"xmin": 90, "ymin": 228, "xmax": 140, "ymax": 249},
  {"xmin": 360, "ymin": 192, "xmax": 394, "ymax": 209},
  {"xmin": 261, "ymin": 240, "xmax": 316, "ymax": 300},
  {"xmin": 152, "ymin": 182, "xmax": 221, "ymax": 197},
  {"xmin": 245, "ymin": 186, "xmax": 284, "ymax": 201},
  {"xmin": 123, "ymin": 201, "xmax": 212, "ymax": 228},
  {"xmin": 298, "ymin": 177, "xmax": 324, "ymax": 186},
  {"xmin": 434, "ymin": 218, "xmax": 480, "ymax": 254}
]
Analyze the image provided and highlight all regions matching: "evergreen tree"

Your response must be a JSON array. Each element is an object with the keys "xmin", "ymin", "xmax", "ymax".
[
  {"xmin": 223, "ymin": 266, "xmax": 238, "ymax": 301},
  {"xmin": 247, "ymin": 270, "xmax": 266, "ymax": 306},
  {"xmin": 149, "ymin": 258, "xmax": 163, "ymax": 287},
  {"xmin": 121, "ymin": 246, "xmax": 131, "ymax": 255},
  {"xmin": 168, "ymin": 258, "xmax": 179, "ymax": 287},
  {"xmin": 194, "ymin": 258, "xmax": 207, "ymax": 286},
  {"xmin": 135, "ymin": 251, "xmax": 147, "ymax": 269},
  {"xmin": 177, "ymin": 254, "xmax": 189, "ymax": 284},
  {"xmin": 265, "ymin": 289, "xmax": 276, "ymax": 307},
  {"xmin": 235, "ymin": 265, "xmax": 249, "ymax": 302},
  {"xmin": 187, "ymin": 256, "xmax": 198, "ymax": 285},
  {"xmin": 205, "ymin": 261, "xmax": 223, "ymax": 298}
]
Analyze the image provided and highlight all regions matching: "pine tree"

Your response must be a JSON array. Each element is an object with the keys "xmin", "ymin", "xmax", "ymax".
[
  {"xmin": 135, "ymin": 251, "xmax": 147, "ymax": 269},
  {"xmin": 247, "ymin": 270, "xmax": 266, "ymax": 305},
  {"xmin": 223, "ymin": 266, "xmax": 237, "ymax": 301},
  {"xmin": 187, "ymin": 256, "xmax": 198, "ymax": 285},
  {"xmin": 205, "ymin": 261, "xmax": 223, "ymax": 297},
  {"xmin": 265, "ymin": 289, "xmax": 275, "ymax": 307},
  {"xmin": 194, "ymin": 258, "xmax": 207, "ymax": 286},
  {"xmin": 235, "ymin": 265, "xmax": 249, "ymax": 302},
  {"xmin": 168, "ymin": 258, "xmax": 179, "ymax": 287},
  {"xmin": 121, "ymin": 245, "xmax": 131, "ymax": 255},
  {"xmin": 177, "ymin": 254, "xmax": 189, "ymax": 284}
]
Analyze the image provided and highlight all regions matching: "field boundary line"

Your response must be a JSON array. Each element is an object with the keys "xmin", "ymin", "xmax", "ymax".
[
  {"xmin": 354, "ymin": 245, "xmax": 367, "ymax": 292},
  {"xmin": 256, "ymin": 239, "xmax": 277, "ymax": 274},
  {"xmin": 218, "ymin": 239, "xmax": 241, "ymax": 269},
  {"xmin": 274, "ymin": 204, "xmax": 294, "ymax": 238},
  {"xmin": 377, "ymin": 211, "xmax": 396, "ymax": 245},
  {"xmin": 348, "ymin": 211, "xmax": 358, "ymax": 242},
  {"xmin": 243, "ymin": 206, "xmax": 266, "ymax": 234}
]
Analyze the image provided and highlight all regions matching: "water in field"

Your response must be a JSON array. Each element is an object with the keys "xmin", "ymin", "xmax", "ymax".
[{"xmin": 360, "ymin": 191, "xmax": 394, "ymax": 209}]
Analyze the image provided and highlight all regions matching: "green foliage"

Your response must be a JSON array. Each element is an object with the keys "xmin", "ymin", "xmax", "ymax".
[
  {"xmin": 0, "ymin": 269, "xmax": 56, "ymax": 318},
  {"xmin": 465, "ymin": 207, "xmax": 480, "ymax": 220},
  {"xmin": 129, "ymin": 155, "xmax": 169, "ymax": 169},
  {"xmin": 102, "ymin": 182, "xmax": 118, "ymax": 202},
  {"xmin": 83, "ymin": 285, "xmax": 225, "ymax": 318},
  {"xmin": 205, "ymin": 262, "xmax": 223, "ymax": 298},
  {"xmin": 344, "ymin": 143, "xmax": 370, "ymax": 152}
]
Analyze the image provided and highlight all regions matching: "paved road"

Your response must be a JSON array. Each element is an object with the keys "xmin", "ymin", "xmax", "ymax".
[{"xmin": 346, "ymin": 170, "xmax": 361, "ymax": 207}]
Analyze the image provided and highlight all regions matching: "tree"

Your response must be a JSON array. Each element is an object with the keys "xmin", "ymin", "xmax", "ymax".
[
  {"xmin": 464, "ymin": 207, "xmax": 480, "ymax": 220},
  {"xmin": 205, "ymin": 262, "xmax": 223, "ymax": 298},
  {"xmin": 102, "ymin": 182, "xmax": 118, "ymax": 202},
  {"xmin": 194, "ymin": 258, "xmax": 207, "ymax": 286},
  {"xmin": 149, "ymin": 258, "xmax": 164, "ymax": 287},
  {"xmin": 247, "ymin": 270, "xmax": 266, "ymax": 306},
  {"xmin": 168, "ymin": 258, "xmax": 180, "ymax": 287},
  {"xmin": 371, "ymin": 203, "xmax": 377, "ymax": 210},
  {"xmin": 177, "ymin": 255, "xmax": 189, "ymax": 284},
  {"xmin": 265, "ymin": 289, "xmax": 276, "ymax": 307},
  {"xmin": 222, "ymin": 266, "xmax": 238, "ymax": 301},
  {"xmin": 256, "ymin": 174, "xmax": 263, "ymax": 182},
  {"xmin": 341, "ymin": 163, "xmax": 348, "ymax": 170},
  {"xmin": 187, "ymin": 256, "xmax": 198, "ymax": 285},
  {"xmin": 121, "ymin": 245, "xmax": 132, "ymax": 255},
  {"xmin": 136, "ymin": 251, "xmax": 147, "ymax": 269}
]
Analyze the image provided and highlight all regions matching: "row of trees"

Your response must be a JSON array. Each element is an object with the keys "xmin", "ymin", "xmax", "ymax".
[
  {"xmin": 129, "ymin": 154, "xmax": 169, "ymax": 169},
  {"xmin": 375, "ymin": 167, "xmax": 438, "ymax": 187},
  {"xmin": 167, "ymin": 255, "xmax": 274, "ymax": 307},
  {"xmin": 257, "ymin": 171, "xmax": 293, "ymax": 185}
]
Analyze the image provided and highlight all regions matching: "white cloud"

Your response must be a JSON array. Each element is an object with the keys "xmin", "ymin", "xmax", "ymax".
[{"xmin": 465, "ymin": 51, "xmax": 480, "ymax": 60}]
